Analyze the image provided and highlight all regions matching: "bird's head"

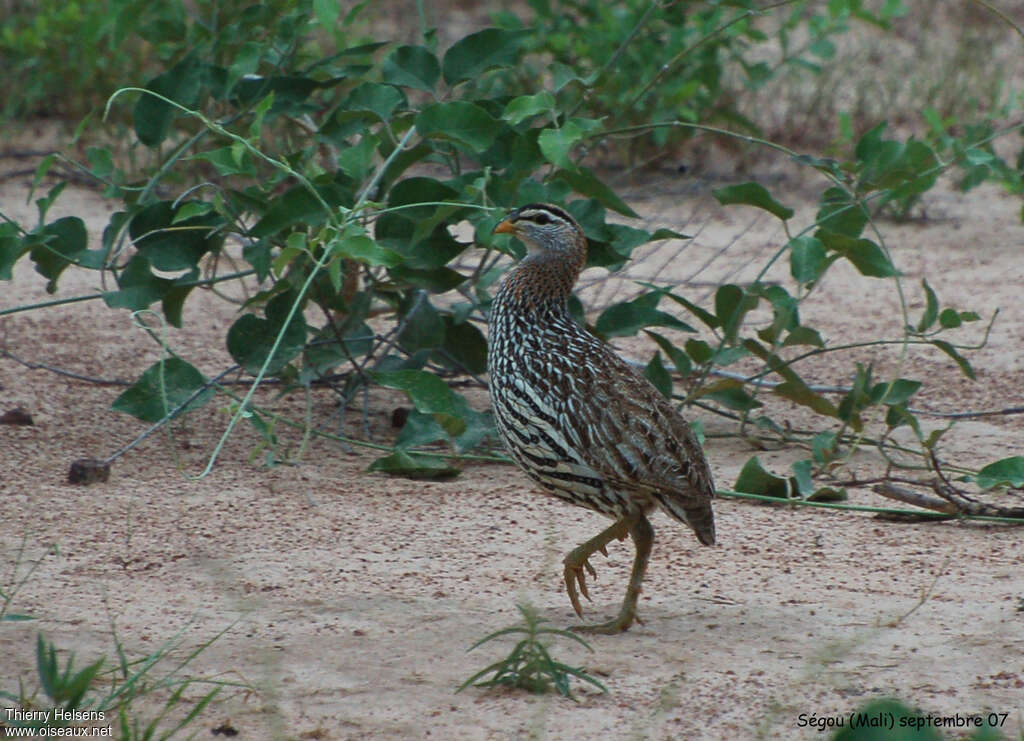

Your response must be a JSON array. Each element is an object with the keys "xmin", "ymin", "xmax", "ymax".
[{"xmin": 492, "ymin": 203, "xmax": 586, "ymax": 261}]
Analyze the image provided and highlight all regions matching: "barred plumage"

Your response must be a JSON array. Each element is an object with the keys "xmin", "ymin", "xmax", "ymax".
[{"xmin": 487, "ymin": 203, "xmax": 716, "ymax": 634}]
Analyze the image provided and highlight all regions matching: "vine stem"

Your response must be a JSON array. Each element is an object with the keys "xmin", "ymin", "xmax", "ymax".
[
  {"xmin": 0, "ymin": 269, "xmax": 255, "ymax": 318},
  {"xmin": 717, "ymin": 489, "xmax": 1024, "ymax": 525}
]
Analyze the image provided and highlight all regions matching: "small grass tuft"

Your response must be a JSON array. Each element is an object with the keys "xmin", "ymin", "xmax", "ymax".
[{"xmin": 458, "ymin": 604, "xmax": 608, "ymax": 702}]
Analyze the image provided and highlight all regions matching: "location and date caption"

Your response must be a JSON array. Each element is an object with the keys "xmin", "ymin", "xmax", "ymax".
[{"xmin": 797, "ymin": 709, "xmax": 1013, "ymax": 733}]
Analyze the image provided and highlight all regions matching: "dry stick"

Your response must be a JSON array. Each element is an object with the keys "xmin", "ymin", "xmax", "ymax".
[
  {"xmin": 873, "ymin": 482, "xmax": 1024, "ymax": 519},
  {"xmin": 873, "ymin": 483, "xmax": 960, "ymax": 514}
]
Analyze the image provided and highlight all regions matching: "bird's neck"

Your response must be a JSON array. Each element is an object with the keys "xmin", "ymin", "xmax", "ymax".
[{"xmin": 497, "ymin": 253, "xmax": 582, "ymax": 315}]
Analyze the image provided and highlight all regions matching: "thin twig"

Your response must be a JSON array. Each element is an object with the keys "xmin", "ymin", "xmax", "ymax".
[
  {"xmin": 0, "ymin": 348, "xmax": 130, "ymax": 386},
  {"xmin": 103, "ymin": 365, "xmax": 240, "ymax": 465},
  {"xmin": 886, "ymin": 549, "xmax": 954, "ymax": 628}
]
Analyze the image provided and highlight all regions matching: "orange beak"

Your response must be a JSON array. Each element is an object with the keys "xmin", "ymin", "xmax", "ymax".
[{"xmin": 493, "ymin": 219, "xmax": 516, "ymax": 235}]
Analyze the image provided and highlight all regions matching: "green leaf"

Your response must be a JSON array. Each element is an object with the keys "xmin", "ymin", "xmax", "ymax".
[
  {"xmin": 172, "ymin": 202, "xmax": 215, "ymax": 224},
  {"xmin": 502, "ymin": 91, "xmax": 555, "ymax": 125},
  {"xmin": 790, "ymin": 459, "xmax": 814, "ymax": 497},
  {"xmin": 86, "ymin": 146, "xmax": 114, "ymax": 179},
  {"xmin": 917, "ymin": 278, "xmax": 939, "ymax": 331},
  {"xmin": 451, "ymin": 403, "xmax": 494, "ymax": 453},
  {"xmin": 808, "ymin": 486, "xmax": 848, "ymax": 502},
  {"xmin": 161, "ymin": 282, "xmax": 194, "ymax": 329},
  {"xmin": 369, "ymin": 450, "xmax": 461, "ymax": 479},
  {"xmin": 712, "ymin": 346, "xmax": 749, "ymax": 366},
  {"xmin": 313, "ymin": 0, "xmax": 340, "ymax": 31},
  {"xmin": 773, "ymin": 380, "xmax": 839, "ymax": 418},
  {"xmin": 395, "ymin": 293, "xmax": 444, "ymax": 353},
  {"xmin": 372, "ymin": 369, "xmax": 461, "ymax": 418},
  {"xmin": 250, "ymin": 180, "xmax": 351, "ymax": 238},
  {"xmin": 440, "ymin": 318, "xmax": 488, "ymax": 375},
  {"xmin": 103, "ymin": 254, "xmax": 174, "ymax": 311},
  {"xmin": 644, "ymin": 331, "xmax": 692, "ymax": 377},
  {"xmin": 190, "ymin": 146, "xmax": 252, "ymax": 176},
  {"xmin": 415, "ymin": 101, "xmax": 500, "ymax": 151},
  {"xmin": 735, "ymin": 456, "xmax": 790, "ymax": 498},
  {"xmin": 538, "ymin": 121, "xmax": 584, "ymax": 170},
  {"xmin": 342, "ymin": 82, "xmax": 405, "ymax": 123},
  {"xmin": 938, "ymin": 308, "xmax": 963, "ymax": 329},
  {"xmin": 594, "ymin": 292, "xmax": 694, "ymax": 337},
  {"xmin": 701, "ymin": 380, "xmax": 763, "ymax": 412},
  {"xmin": 233, "ymin": 76, "xmax": 338, "ymax": 115},
  {"xmin": 329, "ymin": 235, "xmax": 403, "ymax": 267},
  {"xmin": 644, "ymin": 352, "xmax": 672, "ymax": 399},
  {"xmin": 782, "ymin": 326, "xmax": 824, "ymax": 348},
  {"xmin": 395, "ymin": 408, "xmax": 449, "ymax": 449},
  {"xmin": 649, "ymin": 227, "xmax": 690, "ymax": 242},
  {"xmin": 441, "ymin": 28, "xmax": 528, "ymax": 84},
  {"xmin": 816, "ymin": 186, "xmax": 867, "ymax": 237},
  {"xmin": 337, "ymin": 134, "xmax": 378, "ymax": 182},
  {"xmin": 387, "ymin": 264, "xmax": 466, "ymax": 292},
  {"xmin": 744, "ymin": 338, "xmax": 840, "ymax": 419},
  {"xmin": 34, "ymin": 181, "xmax": 67, "ymax": 225},
  {"xmin": 134, "ymin": 53, "xmax": 203, "ymax": 147},
  {"xmin": 657, "ymin": 289, "xmax": 718, "ymax": 330},
  {"xmin": 713, "ymin": 182, "xmax": 794, "ymax": 221},
  {"xmin": 598, "ymin": 224, "xmax": 651, "ymax": 260},
  {"xmin": 549, "ymin": 61, "xmax": 598, "ymax": 92},
  {"xmin": 791, "ymin": 153, "xmax": 843, "ymax": 179},
  {"xmin": 385, "ymin": 176, "xmax": 460, "ymax": 225},
  {"xmin": 817, "ymin": 231, "xmax": 897, "ymax": 278},
  {"xmin": 811, "ymin": 431, "xmax": 838, "ymax": 464},
  {"xmin": 685, "ymin": 338, "xmax": 714, "ymax": 364},
  {"xmin": 870, "ymin": 378, "xmax": 921, "ymax": 406},
  {"xmin": 751, "ymin": 283, "xmax": 800, "ymax": 341},
  {"xmin": 885, "ymin": 404, "xmax": 922, "ymax": 437},
  {"xmin": 714, "ymin": 284, "xmax": 756, "ymax": 341},
  {"xmin": 381, "ymin": 45, "xmax": 440, "ymax": 91},
  {"xmin": 555, "ymin": 167, "xmax": 637, "ymax": 218},
  {"xmin": 227, "ymin": 292, "xmax": 308, "ymax": 375},
  {"xmin": 975, "ymin": 456, "xmax": 1024, "ymax": 489},
  {"xmin": 28, "ymin": 216, "xmax": 89, "ymax": 292},
  {"xmin": 788, "ymin": 236, "xmax": 828, "ymax": 284},
  {"xmin": 0, "ymin": 223, "xmax": 28, "ymax": 280},
  {"xmin": 129, "ymin": 201, "xmax": 224, "ymax": 271},
  {"xmin": 931, "ymin": 339, "xmax": 976, "ymax": 380},
  {"xmin": 111, "ymin": 357, "xmax": 213, "ymax": 422}
]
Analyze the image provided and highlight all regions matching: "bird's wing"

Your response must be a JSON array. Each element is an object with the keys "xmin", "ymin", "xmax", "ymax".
[{"xmin": 559, "ymin": 339, "xmax": 717, "ymax": 543}]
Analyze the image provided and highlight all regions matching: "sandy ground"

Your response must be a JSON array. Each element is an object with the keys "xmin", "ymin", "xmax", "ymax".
[{"xmin": 2, "ymin": 135, "xmax": 1023, "ymax": 740}]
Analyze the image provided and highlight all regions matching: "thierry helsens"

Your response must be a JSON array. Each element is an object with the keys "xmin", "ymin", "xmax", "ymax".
[{"xmin": 5, "ymin": 707, "xmax": 108, "ymax": 724}]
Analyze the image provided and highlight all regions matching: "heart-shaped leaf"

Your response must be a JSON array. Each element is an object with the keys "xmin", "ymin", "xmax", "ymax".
[
  {"xmin": 227, "ymin": 292, "xmax": 308, "ymax": 375},
  {"xmin": 112, "ymin": 357, "xmax": 213, "ymax": 422}
]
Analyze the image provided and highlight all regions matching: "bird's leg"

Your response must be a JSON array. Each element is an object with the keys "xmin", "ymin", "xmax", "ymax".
[
  {"xmin": 571, "ymin": 513, "xmax": 654, "ymax": 635},
  {"xmin": 562, "ymin": 515, "xmax": 634, "ymax": 620}
]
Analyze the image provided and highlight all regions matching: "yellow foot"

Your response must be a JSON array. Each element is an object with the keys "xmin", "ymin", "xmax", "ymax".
[
  {"xmin": 563, "ymin": 555, "xmax": 596, "ymax": 619},
  {"xmin": 563, "ymin": 543, "xmax": 610, "ymax": 618}
]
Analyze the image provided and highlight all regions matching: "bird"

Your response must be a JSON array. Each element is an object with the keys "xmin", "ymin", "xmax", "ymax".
[{"xmin": 487, "ymin": 202, "xmax": 716, "ymax": 634}]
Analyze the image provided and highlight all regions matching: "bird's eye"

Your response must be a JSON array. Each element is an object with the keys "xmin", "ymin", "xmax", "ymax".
[{"xmin": 533, "ymin": 213, "xmax": 551, "ymax": 225}]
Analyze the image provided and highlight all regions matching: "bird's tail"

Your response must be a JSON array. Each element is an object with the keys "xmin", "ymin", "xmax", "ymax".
[
  {"xmin": 655, "ymin": 493, "xmax": 716, "ymax": 546},
  {"xmin": 686, "ymin": 503, "xmax": 716, "ymax": 546}
]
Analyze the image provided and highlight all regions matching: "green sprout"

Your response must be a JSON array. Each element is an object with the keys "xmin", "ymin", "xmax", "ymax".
[{"xmin": 458, "ymin": 604, "xmax": 608, "ymax": 701}]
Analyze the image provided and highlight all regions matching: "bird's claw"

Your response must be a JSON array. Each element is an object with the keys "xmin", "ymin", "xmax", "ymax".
[{"xmin": 563, "ymin": 556, "xmax": 598, "ymax": 618}]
